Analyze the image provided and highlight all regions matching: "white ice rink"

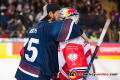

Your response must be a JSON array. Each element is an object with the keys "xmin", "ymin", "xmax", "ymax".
[{"xmin": 0, "ymin": 59, "xmax": 120, "ymax": 80}]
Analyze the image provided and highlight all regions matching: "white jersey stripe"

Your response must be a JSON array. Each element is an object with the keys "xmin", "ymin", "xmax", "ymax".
[
  {"xmin": 59, "ymin": 68, "xmax": 70, "ymax": 79},
  {"xmin": 18, "ymin": 66, "xmax": 38, "ymax": 78},
  {"xmin": 65, "ymin": 21, "xmax": 74, "ymax": 40},
  {"xmin": 70, "ymin": 67, "xmax": 87, "ymax": 71}
]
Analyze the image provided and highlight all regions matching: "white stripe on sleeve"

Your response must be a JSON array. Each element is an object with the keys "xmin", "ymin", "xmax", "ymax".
[
  {"xmin": 65, "ymin": 21, "xmax": 74, "ymax": 40},
  {"xmin": 18, "ymin": 66, "xmax": 38, "ymax": 78}
]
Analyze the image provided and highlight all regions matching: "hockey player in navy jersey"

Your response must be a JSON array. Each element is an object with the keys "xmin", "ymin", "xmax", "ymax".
[{"xmin": 15, "ymin": 3, "xmax": 89, "ymax": 80}]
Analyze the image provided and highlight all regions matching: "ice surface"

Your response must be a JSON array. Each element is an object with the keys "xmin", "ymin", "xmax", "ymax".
[{"xmin": 0, "ymin": 59, "xmax": 120, "ymax": 80}]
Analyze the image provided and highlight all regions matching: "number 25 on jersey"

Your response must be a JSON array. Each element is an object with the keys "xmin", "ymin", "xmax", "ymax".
[{"xmin": 24, "ymin": 38, "xmax": 39, "ymax": 62}]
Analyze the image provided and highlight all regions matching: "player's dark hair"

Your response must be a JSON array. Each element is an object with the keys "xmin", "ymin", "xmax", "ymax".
[
  {"xmin": 41, "ymin": 15, "xmax": 51, "ymax": 21},
  {"xmin": 41, "ymin": 11, "xmax": 56, "ymax": 21}
]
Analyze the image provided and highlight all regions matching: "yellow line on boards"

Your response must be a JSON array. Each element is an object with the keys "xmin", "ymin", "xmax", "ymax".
[{"xmin": 98, "ymin": 56, "xmax": 120, "ymax": 59}]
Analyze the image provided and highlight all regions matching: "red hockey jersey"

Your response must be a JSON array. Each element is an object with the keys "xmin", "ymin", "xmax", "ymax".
[{"xmin": 58, "ymin": 37, "xmax": 98, "ymax": 80}]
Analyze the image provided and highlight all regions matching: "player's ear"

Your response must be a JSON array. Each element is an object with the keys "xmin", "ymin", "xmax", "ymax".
[{"xmin": 49, "ymin": 11, "xmax": 53, "ymax": 19}]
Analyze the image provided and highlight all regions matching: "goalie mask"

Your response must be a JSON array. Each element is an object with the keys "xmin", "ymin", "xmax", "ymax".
[{"xmin": 58, "ymin": 8, "xmax": 79, "ymax": 24}]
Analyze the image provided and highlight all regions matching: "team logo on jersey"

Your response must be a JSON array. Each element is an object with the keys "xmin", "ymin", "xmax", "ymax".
[
  {"xmin": 69, "ymin": 71, "xmax": 76, "ymax": 79},
  {"xmin": 65, "ymin": 8, "xmax": 78, "ymax": 17},
  {"xmin": 29, "ymin": 29, "xmax": 37, "ymax": 33},
  {"xmin": 68, "ymin": 52, "xmax": 78, "ymax": 65}
]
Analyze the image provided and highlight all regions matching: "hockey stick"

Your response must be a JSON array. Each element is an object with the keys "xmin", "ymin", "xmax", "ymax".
[{"xmin": 82, "ymin": 19, "xmax": 111, "ymax": 80}]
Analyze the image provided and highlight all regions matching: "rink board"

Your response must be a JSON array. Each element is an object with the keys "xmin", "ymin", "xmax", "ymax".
[
  {"xmin": 0, "ymin": 43, "xmax": 120, "ymax": 59},
  {"xmin": 90, "ymin": 43, "xmax": 120, "ymax": 59},
  {"xmin": 0, "ymin": 43, "xmax": 23, "ymax": 58}
]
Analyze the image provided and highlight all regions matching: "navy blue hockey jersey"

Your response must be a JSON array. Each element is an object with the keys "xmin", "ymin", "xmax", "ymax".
[{"xmin": 15, "ymin": 20, "xmax": 83, "ymax": 80}]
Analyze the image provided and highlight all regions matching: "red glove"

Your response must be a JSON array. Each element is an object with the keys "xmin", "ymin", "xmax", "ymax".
[{"xmin": 20, "ymin": 47, "xmax": 24, "ymax": 56}]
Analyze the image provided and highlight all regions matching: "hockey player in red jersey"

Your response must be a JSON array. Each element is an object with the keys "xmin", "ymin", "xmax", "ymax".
[{"xmin": 57, "ymin": 8, "xmax": 98, "ymax": 80}]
